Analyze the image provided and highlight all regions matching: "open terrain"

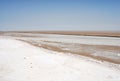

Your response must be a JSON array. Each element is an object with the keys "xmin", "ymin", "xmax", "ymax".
[
  {"xmin": 1, "ymin": 31, "xmax": 120, "ymax": 37},
  {"xmin": 0, "ymin": 31, "xmax": 120, "ymax": 81}
]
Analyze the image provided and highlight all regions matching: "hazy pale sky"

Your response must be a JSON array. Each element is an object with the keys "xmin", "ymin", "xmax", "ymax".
[{"xmin": 0, "ymin": 0, "xmax": 120, "ymax": 31}]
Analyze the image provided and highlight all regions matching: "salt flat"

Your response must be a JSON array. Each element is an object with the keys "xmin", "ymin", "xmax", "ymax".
[
  {"xmin": 1, "ymin": 33, "xmax": 120, "ymax": 64},
  {"xmin": 0, "ymin": 32, "xmax": 120, "ymax": 81},
  {"xmin": 0, "ymin": 38, "xmax": 120, "ymax": 81}
]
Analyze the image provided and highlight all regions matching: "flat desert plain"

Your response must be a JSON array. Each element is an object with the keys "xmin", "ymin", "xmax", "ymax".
[
  {"xmin": 3, "ymin": 31, "xmax": 120, "ymax": 37},
  {"xmin": 0, "ymin": 31, "xmax": 120, "ymax": 81}
]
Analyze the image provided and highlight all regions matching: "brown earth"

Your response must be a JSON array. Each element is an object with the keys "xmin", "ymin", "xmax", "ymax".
[
  {"xmin": 0, "ymin": 32, "xmax": 4, "ymax": 35},
  {"xmin": 1, "ymin": 31, "xmax": 120, "ymax": 37}
]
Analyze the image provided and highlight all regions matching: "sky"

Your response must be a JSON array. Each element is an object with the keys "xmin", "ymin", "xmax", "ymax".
[{"xmin": 0, "ymin": 0, "xmax": 120, "ymax": 31}]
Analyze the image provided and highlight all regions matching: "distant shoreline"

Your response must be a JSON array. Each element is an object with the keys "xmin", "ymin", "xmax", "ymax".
[{"xmin": 0, "ymin": 31, "xmax": 120, "ymax": 37}]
